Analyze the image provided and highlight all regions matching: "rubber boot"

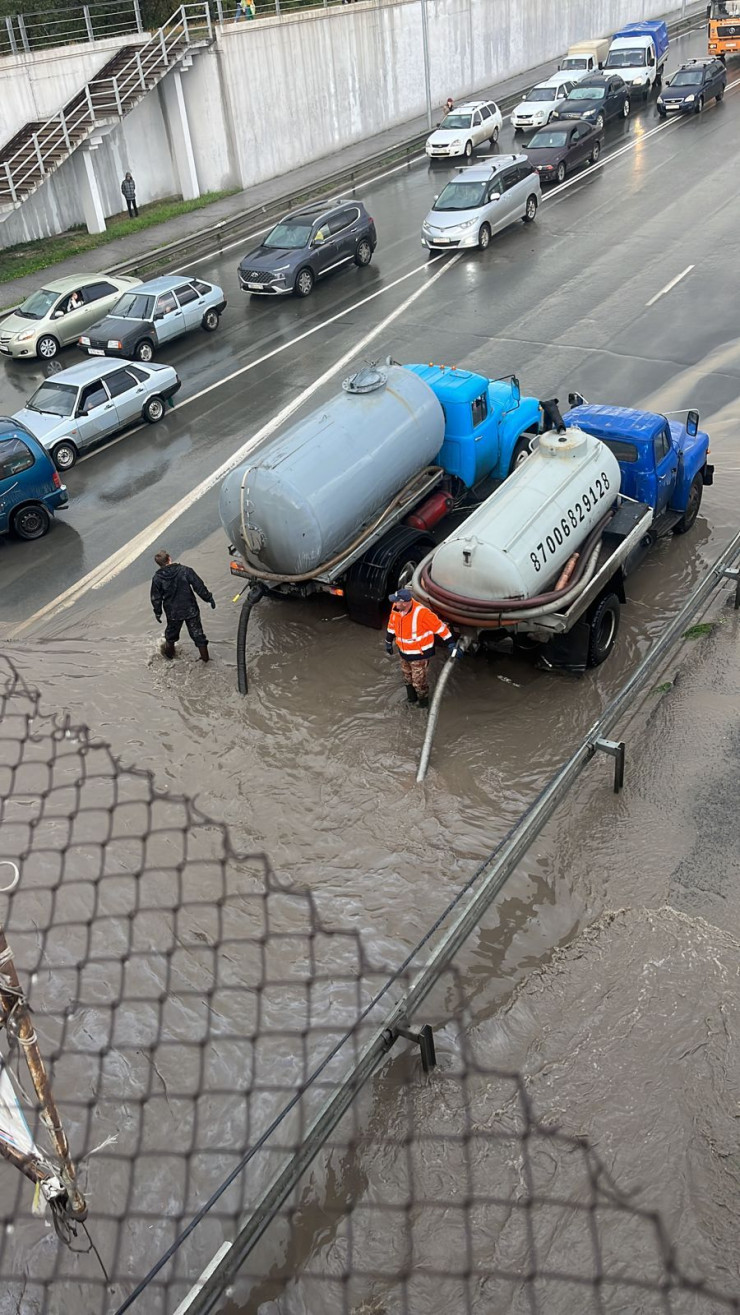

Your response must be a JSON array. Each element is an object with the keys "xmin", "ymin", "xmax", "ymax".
[
  {"xmin": 405, "ymin": 684, "xmax": 418, "ymax": 704},
  {"xmin": 197, "ymin": 643, "xmax": 210, "ymax": 663},
  {"xmin": 161, "ymin": 640, "xmax": 175, "ymax": 659},
  {"xmin": 417, "ymin": 694, "xmax": 429, "ymax": 709}
]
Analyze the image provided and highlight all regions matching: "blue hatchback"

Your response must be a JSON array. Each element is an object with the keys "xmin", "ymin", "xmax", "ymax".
[{"xmin": 0, "ymin": 418, "xmax": 68, "ymax": 540}]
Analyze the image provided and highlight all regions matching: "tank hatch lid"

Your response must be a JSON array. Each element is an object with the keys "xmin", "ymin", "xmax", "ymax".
[
  {"xmin": 539, "ymin": 425, "xmax": 590, "ymax": 457},
  {"xmin": 342, "ymin": 365, "xmax": 388, "ymax": 394}
]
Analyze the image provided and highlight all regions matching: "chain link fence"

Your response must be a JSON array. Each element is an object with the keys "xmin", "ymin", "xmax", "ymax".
[{"xmin": 0, "ymin": 651, "xmax": 738, "ymax": 1315}]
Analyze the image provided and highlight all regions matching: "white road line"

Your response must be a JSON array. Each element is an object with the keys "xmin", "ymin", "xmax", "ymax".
[
  {"xmin": 645, "ymin": 263, "xmax": 695, "ymax": 306},
  {"xmin": 8, "ymin": 253, "xmax": 461, "ymax": 638},
  {"xmin": 76, "ymin": 253, "xmax": 446, "ymax": 464}
]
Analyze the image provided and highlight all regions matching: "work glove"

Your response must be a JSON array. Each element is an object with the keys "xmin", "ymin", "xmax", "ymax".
[
  {"xmin": 447, "ymin": 641, "xmax": 461, "ymax": 659},
  {"xmin": 385, "ymin": 639, "xmax": 394, "ymax": 656},
  {"xmin": 154, "ymin": 614, "xmax": 162, "ymax": 625},
  {"xmin": 210, "ymin": 599, "xmax": 216, "ymax": 609}
]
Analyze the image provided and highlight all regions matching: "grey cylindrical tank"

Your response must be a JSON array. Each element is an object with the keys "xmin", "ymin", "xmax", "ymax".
[{"xmin": 219, "ymin": 365, "xmax": 445, "ymax": 576}]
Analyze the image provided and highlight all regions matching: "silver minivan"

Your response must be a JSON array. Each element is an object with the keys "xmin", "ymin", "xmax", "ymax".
[{"xmin": 421, "ymin": 156, "xmax": 541, "ymax": 252}]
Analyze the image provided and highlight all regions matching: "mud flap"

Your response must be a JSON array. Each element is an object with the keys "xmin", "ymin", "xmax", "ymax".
[{"xmin": 536, "ymin": 619, "xmax": 590, "ymax": 674}]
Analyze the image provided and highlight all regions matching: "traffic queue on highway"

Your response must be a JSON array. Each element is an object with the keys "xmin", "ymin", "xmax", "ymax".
[{"xmin": 0, "ymin": 14, "xmax": 729, "ymax": 553}]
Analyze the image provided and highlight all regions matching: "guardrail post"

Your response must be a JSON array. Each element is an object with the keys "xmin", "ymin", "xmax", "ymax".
[
  {"xmin": 160, "ymin": 26, "xmax": 169, "ymax": 64},
  {"xmin": 17, "ymin": 13, "xmax": 30, "ymax": 53},
  {"xmin": 83, "ymin": 4, "xmax": 95, "ymax": 42},
  {"xmin": 86, "ymin": 83, "xmax": 96, "ymax": 122},
  {"xmin": 215, "ymin": 0, "xmax": 223, "ymax": 25},
  {"xmin": 275, "ymin": 0, "xmax": 280, "ymax": 13},
  {"xmin": 113, "ymin": 78, "xmax": 123, "ymax": 116},
  {"xmin": 183, "ymin": 6, "xmax": 190, "ymax": 42},
  {"xmin": 5, "ymin": 16, "xmax": 18, "ymax": 54},
  {"xmin": 60, "ymin": 111, "xmax": 72, "ymax": 152},
  {"xmin": 3, "ymin": 162, "xmax": 18, "ymax": 205},
  {"xmin": 135, "ymin": 49, "xmax": 145, "ymax": 87},
  {"xmin": 205, "ymin": 1, "xmax": 213, "ymax": 39},
  {"xmin": 133, "ymin": 0, "xmax": 143, "ymax": 32},
  {"xmin": 32, "ymin": 133, "xmax": 45, "ymax": 177}
]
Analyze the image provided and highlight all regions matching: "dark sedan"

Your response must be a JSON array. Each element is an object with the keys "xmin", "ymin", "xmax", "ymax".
[
  {"xmin": 657, "ymin": 57, "xmax": 726, "ymax": 115},
  {"xmin": 523, "ymin": 121, "xmax": 604, "ymax": 183},
  {"xmin": 552, "ymin": 74, "xmax": 631, "ymax": 130},
  {"xmin": 79, "ymin": 277, "xmax": 226, "ymax": 361}
]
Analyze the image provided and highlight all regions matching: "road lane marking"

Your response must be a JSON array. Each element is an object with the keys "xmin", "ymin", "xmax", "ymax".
[
  {"xmin": 645, "ymin": 264, "xmax": 695, "ymax": 306},
  {"xmin": 9, "ymin": 254, "xmax": 461, "ymax": 637}
]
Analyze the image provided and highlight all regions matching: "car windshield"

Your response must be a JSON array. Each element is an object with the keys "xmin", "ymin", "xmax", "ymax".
[
  {"xmin": 263, "ymin": 221, "xmax": 313, "ymax": 250},
  {"xmin": 111, "ymin": 292, "xmax": 154, "ymax": 320},
  {"xmin": 439, "ymin": 114, "xmax": 473, "ymax": 129},
  {"xmin": 670, "ymin": 68, "xmax": 704, "ymax": 85},
  {"xmin": 568, "ymin": 85, "xmax": 606, "ymax": 100},
  {"xmin": 606, "ymin": 48, "xmax": 647, "ymax": 67},
  {"xmin": 528, "ymin": 129, "xmax": 569, "ymax": 147},
  {"xmin": 26, "ymin": 381, "xmax": 78, "ymax": 418},
  {"xmin": 16, "ymin": 288, "xmax": 59, "ymax": 321},
  {"xmin": 711, "ymin": 0, "xmax": 740, "ymax": 15},
  {"xmin": 526, "ymin": 87, "xmax": 558, "ymax": 102},
  {"xmin": 564, "ymin": 56, "xmax": 589, "ymax": 68},
  {"xmin": 433, "ymin": 181, "xmax": 488, "ymax": 211}
]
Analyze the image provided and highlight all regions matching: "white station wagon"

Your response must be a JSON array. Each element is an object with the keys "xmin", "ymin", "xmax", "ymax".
[
  {"xmin": 425, "ymin": 100, "xmax": 503, "ymax": 161},
  {"xmin": 511, "ymin": 73, "xmax": 576, "ymax": 131}
]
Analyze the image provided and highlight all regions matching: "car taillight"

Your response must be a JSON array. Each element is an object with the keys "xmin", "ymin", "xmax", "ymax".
[{"xmin": 52, "ymin": 471, "xmax": 61, "ymax": 488}]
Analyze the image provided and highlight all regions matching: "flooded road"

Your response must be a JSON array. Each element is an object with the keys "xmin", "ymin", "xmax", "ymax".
[{"xmin": 1, "ymin": 18, "xmax": 740, "ymax": 1314}]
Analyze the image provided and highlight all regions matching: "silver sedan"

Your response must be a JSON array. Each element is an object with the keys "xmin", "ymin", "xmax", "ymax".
[{"xmin": 12, "ymin": 357, "xmax": 181, "ymax": 470}]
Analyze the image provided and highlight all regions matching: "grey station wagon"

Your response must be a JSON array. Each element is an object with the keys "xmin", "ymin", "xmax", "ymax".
[{"xmin": 14, "ymin": 357, "xmax": 181, "ymax": 470}]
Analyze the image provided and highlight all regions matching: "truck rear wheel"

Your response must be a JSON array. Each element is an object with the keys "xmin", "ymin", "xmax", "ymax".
[
  {"xmin": 587, "ymin": 593, "xmax": 620, "ymax": 667},
  {"xmin": 674, "ymin": 473, "xmax": 703, "ymax": 534},
  {"xmin": 344, "ymin": 528, "xmax": 435, "ymax": 627}
]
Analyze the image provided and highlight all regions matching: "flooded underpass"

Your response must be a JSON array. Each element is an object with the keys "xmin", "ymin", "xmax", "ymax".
[{"xmin": 2, "ymin": 22, "xmax": 740, "ymax": 1310}]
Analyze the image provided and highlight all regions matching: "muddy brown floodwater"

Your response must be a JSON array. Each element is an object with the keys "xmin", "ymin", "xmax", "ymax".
[{"xmin": 1, "ymin": 386, "xmax": 739, "ymax": 1313}]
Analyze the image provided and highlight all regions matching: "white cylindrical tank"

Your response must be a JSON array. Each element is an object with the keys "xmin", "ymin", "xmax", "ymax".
[
  {"xmin": 426, "ymin": 426, "xmax": 620, "ymax": 601},
  {"xmin": 219, "ymin": 365, "xmax": 445, "ymax": 577}
]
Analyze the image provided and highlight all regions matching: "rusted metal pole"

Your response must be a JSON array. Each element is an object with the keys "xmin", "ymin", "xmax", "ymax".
[{"xmin": 0, "ymin": 927, "xmax": 87, "ymax": 1220}]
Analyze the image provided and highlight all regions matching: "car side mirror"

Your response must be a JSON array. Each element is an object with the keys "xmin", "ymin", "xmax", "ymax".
[
  {"xmin": 488, "ymin": 192, "xmax": 500, "ymax": 201},
  {"xmin": 153, "ymin": 311, "xmax": 164, "ymax": 321},
  {"xmin": 686, "ymin": 409, "xmax": 699, "ymax": 437},
  {"xmin": 511, "ymin": 375, "xmax": 521, "ymax": 402},
  {"xmin": 52, "ymin": 310, "xmax": 64, "ymax": 319},
  {"xmin": 568, "ymin": 391, "xmax": 586, "ymax": 408}
]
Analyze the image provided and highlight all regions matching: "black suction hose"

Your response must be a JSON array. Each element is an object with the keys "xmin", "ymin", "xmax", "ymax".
[{"xmin": 236, "ymin": 585, "xmax": 265, "ymax": 696}]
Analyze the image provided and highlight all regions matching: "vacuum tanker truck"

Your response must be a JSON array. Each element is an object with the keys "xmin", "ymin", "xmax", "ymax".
[
  {"xmin": 220, "ymin": 360, "xmax": 544, "ymax": 691},
  {"xmin": 412, "ymin": 395, "xmax": 714, "ymax": 673}
]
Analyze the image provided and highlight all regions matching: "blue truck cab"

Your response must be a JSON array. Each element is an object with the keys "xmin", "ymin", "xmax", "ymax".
[
  {"xmin": 404, "ymin": 363, "xmax": 542, "ymax": 487},
  {"xmin": 563, "ymin": 401, "xmax": 713, "ymax": 531},
  {"xmin": 0, "ymin": 417, "xmax": 68, "ymax": 540}
]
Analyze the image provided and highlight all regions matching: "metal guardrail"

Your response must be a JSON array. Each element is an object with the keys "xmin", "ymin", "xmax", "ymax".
[
  {"xmin": 1, "ymin": 0, "xmax": 143, "ymax": 56},
  {"xmin": 0, "ymin": 3, "xmax": 213, "ymax": 208}
]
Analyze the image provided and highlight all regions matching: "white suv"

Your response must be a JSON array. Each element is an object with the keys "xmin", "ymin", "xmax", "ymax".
[
  {"xmin": 425, "ymin": 100, "xmax": 503, "ymax": 161},
  {"xmin": 511, "ymin": 73, "xmax": 575, "ymax": 131}
]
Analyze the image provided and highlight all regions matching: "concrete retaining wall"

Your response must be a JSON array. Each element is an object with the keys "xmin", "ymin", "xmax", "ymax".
[{"xmin": 0, "ymin": 0, "xmax": 687, "ymax": 248}]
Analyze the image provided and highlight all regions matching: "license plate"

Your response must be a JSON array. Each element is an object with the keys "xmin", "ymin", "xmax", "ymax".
[
  {"xmin": 247, "ymin": 282, "xmax": 264, "ymax": 291},
  {"xmin": 88, "ymin": 348, "xmax": 105, "ymax": 355}
]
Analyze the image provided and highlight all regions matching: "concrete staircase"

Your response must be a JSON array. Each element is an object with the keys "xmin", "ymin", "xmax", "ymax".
[{"xmin": 0, "ymin": 3, "xmax": 214, "ymax": 218}]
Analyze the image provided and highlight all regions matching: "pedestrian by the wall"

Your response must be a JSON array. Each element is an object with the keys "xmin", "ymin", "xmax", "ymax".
[
  {"xmin": 234, "ymin": 0, "xmax": 255, "ymax": 19},
  {"xmin": 444, "ymin": 97, "xmax": 455, "ymax": 115},
  {"xmin": 121, "ymin": 172, "xmax": 138, "ymax": 218},
  {"xmin": 150, "ymin": 550, "xmax": 216, "ymax": 663},
  {"xmin": 385, "ymin": 588, "xmax": 458, "ymax": 708}
]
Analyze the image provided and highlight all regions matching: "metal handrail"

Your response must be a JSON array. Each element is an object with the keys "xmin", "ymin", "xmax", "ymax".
[{"xmin": 0, "ymin": 4, "xmax": 212, "ymax": 203}]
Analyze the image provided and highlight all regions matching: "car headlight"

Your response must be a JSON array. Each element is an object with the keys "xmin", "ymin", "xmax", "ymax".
[
  {"xmin": 657, "ymin": 95, "xmax": 664, "ymax": 103},
  {"xmin": 450, "ymin": 139, "xmax": 462, "ymax": 149},
  {"xmin": 79, "ymin": 335, "xmax": 90, "ymax": 345},
  {"xmin": 107, "ymin": 339, "xmax": 122, "ymax": 349},
  {"xmin": 456, "ymin": 218, "xmax": 478, "ymax": 230},
  {"xmin": 422, "ymin": 222, "xmax": 433, "ymax": 234},
  {"xmin": 685, "ymin": 94, "xmax": 695, "ymax": 102},
  {"xmin": 631, "ymin": 77, "xmax": 644, "ymax": 85},
  {"xmin": 273, "ymin": 264, "xmax": 290, "ymax": 272},
  {"xmin": 14, "ymin": 330, "xmax": 35, "ymax": 343}
]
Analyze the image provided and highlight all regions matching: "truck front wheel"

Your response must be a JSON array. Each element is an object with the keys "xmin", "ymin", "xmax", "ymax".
[
  {"xmin": 587, "ymin": 593, "xmax": 620, "ymax": 667},
  {"xmin": 674, "ymin": 473, "xmax": 703, "ymax": 534}
]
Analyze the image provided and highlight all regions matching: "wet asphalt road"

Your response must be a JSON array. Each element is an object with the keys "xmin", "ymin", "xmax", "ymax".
[{"xmin": 1, "ymin": 22, "xmax": 738, "ymax": 631}]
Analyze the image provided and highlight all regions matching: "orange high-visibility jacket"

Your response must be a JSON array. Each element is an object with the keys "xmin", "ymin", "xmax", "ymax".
[{"xmin": 387, "ymin": 601, "xmax": 452, "ymax": 659}]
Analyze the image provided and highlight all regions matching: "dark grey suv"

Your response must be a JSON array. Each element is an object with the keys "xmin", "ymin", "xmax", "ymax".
[{"xmin": 238, "ymin": 200, "xmax": 377, "ymax": 299}]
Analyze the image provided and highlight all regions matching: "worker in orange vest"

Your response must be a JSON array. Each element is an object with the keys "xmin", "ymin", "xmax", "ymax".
[{"xmin": 385, "ymin": 588, "xmax": 459, "ymax": 708}]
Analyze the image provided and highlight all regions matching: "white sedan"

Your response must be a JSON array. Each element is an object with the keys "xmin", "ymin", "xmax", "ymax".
[
  {"xmin": 425, "ymin": 100, "xmax": 503, "ymax": 161},
  {"xmin": 511, "ymin": 74, "xmax": 575, "ymax": 131}
]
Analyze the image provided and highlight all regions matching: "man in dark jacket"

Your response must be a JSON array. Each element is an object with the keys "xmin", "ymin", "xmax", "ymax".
[
  {"xmin": 121, "ymin": 172, "xmax": 138, "ymax": 218},
  {"xmin": 150, "ymin": 550, "xmax": 215, "ymax": 662}
]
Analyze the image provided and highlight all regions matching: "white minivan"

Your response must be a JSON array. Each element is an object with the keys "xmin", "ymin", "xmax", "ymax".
[{"xmin": 511, "ymin": 73, "xmax": 575, "ymax": 131}]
